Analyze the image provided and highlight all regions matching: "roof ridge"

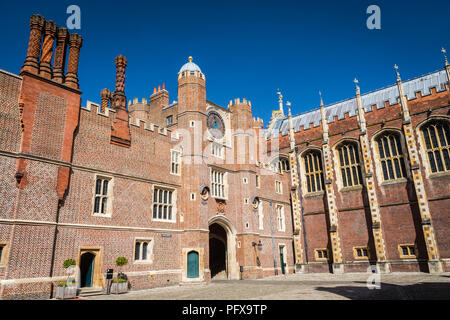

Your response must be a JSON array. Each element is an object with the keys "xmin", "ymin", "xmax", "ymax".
[{"xmin": 289, "ymin": 69, "xmax": 445, "ymax": 119}]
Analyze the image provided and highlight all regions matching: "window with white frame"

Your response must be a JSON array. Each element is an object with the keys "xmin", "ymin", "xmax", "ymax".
[
  {"xmin": 93, "ymin": 177, "xmax": 112, "ymax": 215},
  {"xmin": 211, "ymin": 143, "xmax": 224, "ymax": 158},
  {"xmin": 276, "ymin": 205, "xmax": 285, "ymax": 231},
  {"xmin": 153, "ymin": 188, "xmax": 175, "ymax": 221},
  {"xmin": 134, "ymin": 239, "xmax": 152, "ymax": 262},
  {"xmin": 258, "ymin": 201, "xmax": 264, "ymax": 230},
  {"xmin": 211, "ymin": 169, "xmax": 226, "ymax": 199},
  {"xmin": 275, "ymin": 180, "xmax": 283, "ymax": 194},
  {"xmin": 171, "ymin": 150, "xmax": 181, "ymax": 175}
]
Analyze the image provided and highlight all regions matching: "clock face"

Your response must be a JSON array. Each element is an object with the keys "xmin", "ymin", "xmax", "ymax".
[{"xmin": 207, "ymin": 111, "xmax": 225, "ymax": 139}]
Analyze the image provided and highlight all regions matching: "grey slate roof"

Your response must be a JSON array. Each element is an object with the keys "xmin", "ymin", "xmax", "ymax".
[{"xmin": 269, "ymin": 69, "xmax": 448, "ymax": 138}]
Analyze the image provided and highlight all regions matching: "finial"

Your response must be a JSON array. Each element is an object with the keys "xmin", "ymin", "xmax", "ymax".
[
  {"xmin": 394, "ymin": 64, "xmax": 401, "ymax": 81},
  {"xmin": 319, "ymin": 90, "xmax": 324, "ymax": 107},
  {"xmin": 277, "ymin": 89, "xmax": 284, "ymax": 114},
  {"xmin": 286, "ymin": 101, "xmax": 292, "ymax": 116},
  {"xmin": 277, "ymin": 89, "xmax": 282, "ymax": 100},
  {"xmin": 189, "ymin": 56, "xmax": 193, "ymax": 62},
  {"xmin": 442, "ymin": 47, "xmax": 448, "ymax": 66},
  {"xmin": 354, "ymin": 78, "xmax": 361, "ymax": 95}
]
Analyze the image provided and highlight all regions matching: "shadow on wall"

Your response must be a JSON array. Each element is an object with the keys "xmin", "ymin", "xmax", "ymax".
[{"xmin": 315, "ymin": 280, "xmax": 450, "ymax": 300}]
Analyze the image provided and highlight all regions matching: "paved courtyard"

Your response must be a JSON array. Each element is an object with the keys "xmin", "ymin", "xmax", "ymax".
[{"xmin": 84, "ymin": 272, "xmax": 450, "ymax": 300}]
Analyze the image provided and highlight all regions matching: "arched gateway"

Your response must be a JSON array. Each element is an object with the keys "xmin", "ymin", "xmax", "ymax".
[{"xmin": 208, "ymin": 216, "xmax": 239, "ymax": 280}]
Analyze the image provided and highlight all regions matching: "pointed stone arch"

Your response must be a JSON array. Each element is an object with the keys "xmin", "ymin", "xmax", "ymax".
[{"xmin": 208, "ymin": 215, "xmax": 239, "ymax": 280}]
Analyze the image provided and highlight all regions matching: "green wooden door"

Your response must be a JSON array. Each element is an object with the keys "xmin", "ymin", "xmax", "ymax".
[
  {"xmin": 80, "ymin": 252, "xmax": 95, "ymax": 287},
  {"xmin": 187, "ymin": 251, "xmax": 199, "ymax": 278},
  {"xmin": 279, "ymin": 247, "xmax": 285, "ymax": 275},
  {"xmin": 85, "ymin": 257, "xmax": 94, "ymax": 287}
]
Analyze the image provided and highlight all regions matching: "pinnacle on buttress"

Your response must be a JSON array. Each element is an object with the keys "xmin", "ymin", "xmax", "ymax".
[
  {"xmin": 394, "ymin": 64, "xmax": 401, "ymax": 82},
  {"xmin": 319, "ymin": 90, "xmax": 324, "ymax": 107},
  {"xmin": 442, "ymin": 47, "xmax": 448, "ymax": 66}
]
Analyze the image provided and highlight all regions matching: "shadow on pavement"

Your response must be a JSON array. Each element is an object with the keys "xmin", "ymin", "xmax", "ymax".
[{"xmin": 315, "ymin": 282, "xmax": 450, "ymax": 300}]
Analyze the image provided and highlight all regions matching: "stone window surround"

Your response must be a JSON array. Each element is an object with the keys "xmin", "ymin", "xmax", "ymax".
[
  {"xmin": 371, "ymin": 128, "xmax": 410, "ymax": 186},
  {"xmin": 353, "ymin": 246, "xmax": 370, "ymax": 260},
  {"xmin": 170, "ymin": 149, "xmax": 181, "ymax": 176},
  {"xmin": 211, "ymin": 142, "xmax": 225, "ymax": 159},
  {"xmin": 398, "ymin": 244, "xmax": 417, "ymax": 259},
  {"xmin": 332, "ymin": 138, "xmax": 364, "ymax": 191},
  {"xmin": 299, "ymin": 147, "xmax": 325, "ymax": 195},
  {"xmin": 0, "ymin": 242, "xmax": 9, "ymax": 266},
  {"xmin": 416, "ymin": 116, "xmax": 450, "ymax": 179},
  {"xmin": 314, "ymin": 248, "xmax": 329, "ymax": 262},
  {"xmin": 275, "ymin": 180, "xmax": 283, "ymax": 194},
  {"xmin": 210, "ymin": 168, "xmax": 228, "ymax": 200},
  {"xmin": 151, "ymin": 184, "xmax": 177, "ymax": 223},
  {"xmin": 276, "ymin": 204, "xmax": 285, "ymax": 232},
  {"xmin": 133, "ymin": 237, "xmax": 154, "ymax": 264},
  {"xmin": 258, "ymin": 200, "xmax": 264, "ymax": 230},
  {"xmin": 92, "ymin": 174, "xmax": 114, "ymax": 218}
]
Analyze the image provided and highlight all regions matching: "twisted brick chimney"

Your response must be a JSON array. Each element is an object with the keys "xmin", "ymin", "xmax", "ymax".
[
  {"xmin": 64, "ymin": 33, "xmax": 83, "ymax": 89},
  {"xmin": 17, "ymin": 14, "xmax": 83, "ymax": 204},
  {"xmin": 21, "ymin": 14, "xmax": 45, "ymax": 74},
  {"xmin": 52, "ymin": 27, "xmax": 68, "ymax": 83},
  {"xmin": 100, "ymin": 88, "xmax": 111, "ymax": 113},
  {"xmin": 110, "ymin": 55, "xmax": 131, "ymax": 147},
  {"xmin": 39, "ymin": 20, "xmax": 57, "ymax": 79}
]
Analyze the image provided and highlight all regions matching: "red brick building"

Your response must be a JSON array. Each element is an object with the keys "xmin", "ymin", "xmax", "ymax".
[{"xmin": 0, "ymin": 15, "xmax": 449, "ymax": 299}]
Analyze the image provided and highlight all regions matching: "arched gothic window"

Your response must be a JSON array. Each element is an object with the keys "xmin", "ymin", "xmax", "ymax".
[
  {"xmin": 303, "ymin": 150, "xmax": 324, "ymax": 193},
  {"xmin": 375, "ymin": 132, "xmax": 407, "ymax": 181},
  {"xmin": 336, "ymin": 142, "xmax": 363, "ymax": 187},
  {"xmin": 421, "ymin": 120, "xmax": 450, "ymax": 173}
]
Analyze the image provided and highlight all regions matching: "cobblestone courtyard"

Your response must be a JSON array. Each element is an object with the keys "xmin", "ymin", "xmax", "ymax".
[{"xmin": 84, "ymin": 272, "xmax": 450, "ymax": 300}]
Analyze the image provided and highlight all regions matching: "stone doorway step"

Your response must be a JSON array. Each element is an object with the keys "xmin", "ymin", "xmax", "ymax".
[{"xmin": 78, "ymin": 287, "xmax": 104, "ymax": 297}]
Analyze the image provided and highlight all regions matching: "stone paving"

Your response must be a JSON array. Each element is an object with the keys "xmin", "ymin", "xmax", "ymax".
[{"xmin": 84, "ymin": 272, "xmax": 450, "ymax": 300}]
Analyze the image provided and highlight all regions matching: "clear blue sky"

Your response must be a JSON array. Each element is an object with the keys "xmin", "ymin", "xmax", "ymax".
[{"xmin": 1, "ymin": 0, "xmax": 449, "ymax": 125}]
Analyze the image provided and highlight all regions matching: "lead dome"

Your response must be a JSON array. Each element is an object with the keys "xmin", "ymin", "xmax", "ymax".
[{"xmin": 179, "ymin": 56, "xmax": 202, "ymax": 73}]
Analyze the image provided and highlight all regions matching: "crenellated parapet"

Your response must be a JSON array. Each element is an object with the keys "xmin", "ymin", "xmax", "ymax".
[
  {"xmin": 228, "ymin": 98, "xmax": 253, "ymax": 131},
  {"xmin": 253, "ymin": 117, "xmax": 263, "ymax": 128},
  {"xmin": 82, "ymin": 100, "xmax": 180, "ymax": 141}
]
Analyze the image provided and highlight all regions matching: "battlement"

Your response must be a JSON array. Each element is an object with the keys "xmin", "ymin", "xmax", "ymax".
[
  {"xmin": 269, "ymin": 69, "xmax": 449, "ymax": 139},
  {"xmin": 128, "ymin": 97, "xmax": 149, "ymax": 106},
  {"xmin": 228, "ymin": 98, "xmax": 252, "ymax": 112},
  {"xmin": 81, "ymin": 100, "xmax": 179, "ymax": 140},
  {"xmin": 253, "ymin": 117, "xmax": 264, "ymax": 128}
]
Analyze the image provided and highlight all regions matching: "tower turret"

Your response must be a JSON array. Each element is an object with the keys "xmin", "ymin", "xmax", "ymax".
[
  {"xmin": 177, "ymin": 56, "xmax": 206, "ymax": 114},
  {"xmin": 228, "ymin": 98, "xmax": 253, "ymax": 131}
]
